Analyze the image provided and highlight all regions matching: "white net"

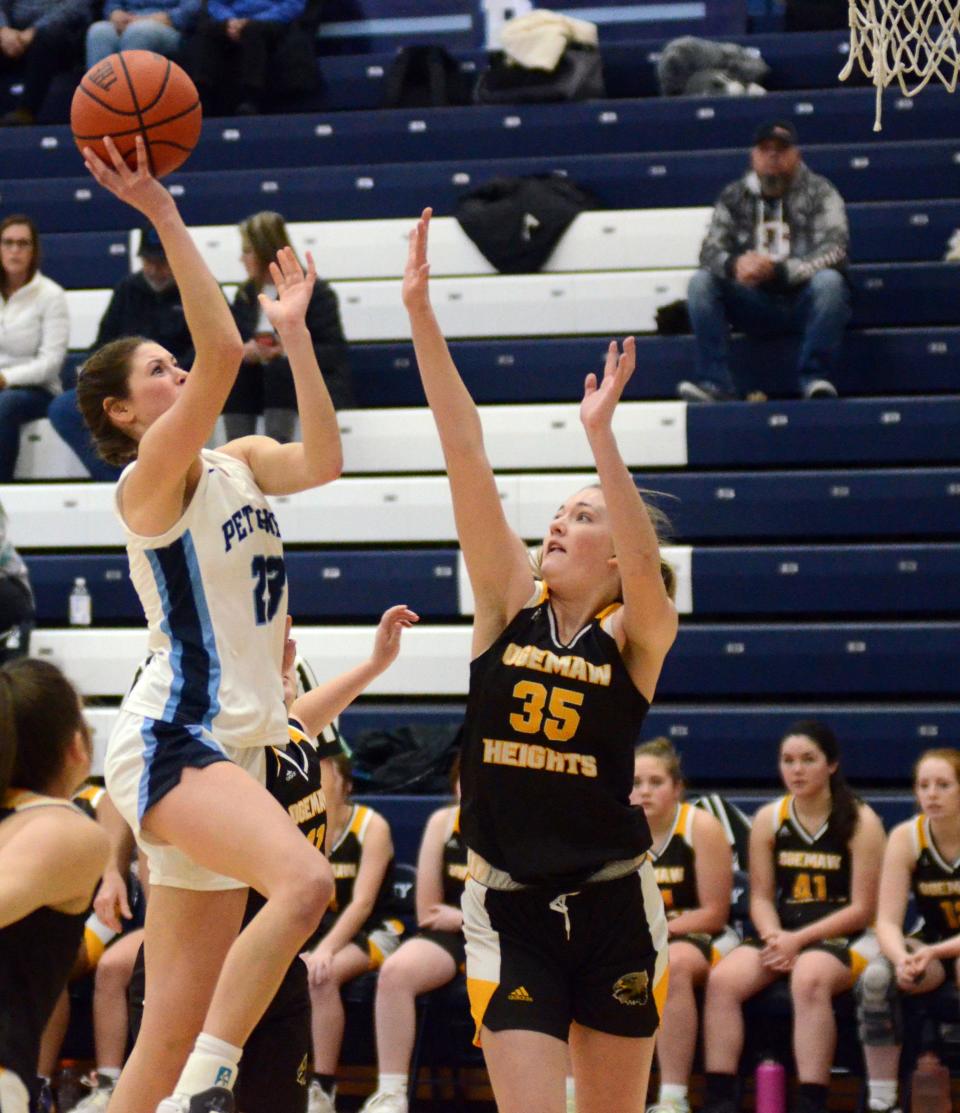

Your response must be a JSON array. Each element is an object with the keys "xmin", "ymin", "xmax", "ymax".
[{"xmin": 840, "ymin": 0, "xmax": 960, "ymax": 129}]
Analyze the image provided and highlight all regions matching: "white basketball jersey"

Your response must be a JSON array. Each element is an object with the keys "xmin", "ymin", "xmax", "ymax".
[{"xmin": 116, "ymin": 448, "xmax": 288, "ymax": 749}]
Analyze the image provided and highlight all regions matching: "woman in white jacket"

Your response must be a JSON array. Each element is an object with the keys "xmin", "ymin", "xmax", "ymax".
[{"xmin": 0, "ymin": 214, "xmax": 69, "ymax": 482}]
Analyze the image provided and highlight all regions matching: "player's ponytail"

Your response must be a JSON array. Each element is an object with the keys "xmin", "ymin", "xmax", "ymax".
[
  {"xmin": 783, "ymin": 719, "xmax": 860, "ymax": 846},
  {"xmin": 0, "ymin": 667, "xmax": 17, "ymax": 801},
  {"xmin": 1, "ymin": 660, "xmax": 87, "ymax": 795},
  {"xmin": 77, "ymin": 336, "xmax": 147, "ymax": 467}
]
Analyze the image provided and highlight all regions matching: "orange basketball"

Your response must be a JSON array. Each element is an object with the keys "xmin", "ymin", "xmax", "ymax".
[{"xmin": 70, "ymin": 50, "xmax": 202, "ymax": 178}]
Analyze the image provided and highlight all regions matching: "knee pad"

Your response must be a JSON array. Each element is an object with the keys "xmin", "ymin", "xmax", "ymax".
[{"xmin": 855, "ymin": 956, "xmax": 902, "ymax": 1046}]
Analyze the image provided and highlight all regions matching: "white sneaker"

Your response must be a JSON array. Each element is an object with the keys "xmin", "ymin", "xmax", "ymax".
[
  {"xmin": 646, "ymin": 1102, "xmax": 691, "ymax": 1113},
  {"xmin": 307, "ymin": 1081, "xmax": 337, "ymax": 1113},
  {"xmin": 359, "ymin": 1092, "xmax": 408, "ymax": 1113},
  {"xmin": 72, "ymin": 1081, "xmax": 115, "ymax": 1113},
  {"xmin": 155, "ymin": 1087, "xmax": 234, "ymax": 1113}
]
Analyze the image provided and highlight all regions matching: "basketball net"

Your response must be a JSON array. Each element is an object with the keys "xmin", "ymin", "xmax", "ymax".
[{"xmin": 839, "ymin": 0, "xmax": 960, "ymax": 129}]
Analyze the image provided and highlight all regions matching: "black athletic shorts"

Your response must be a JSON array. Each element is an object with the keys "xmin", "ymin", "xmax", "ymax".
[
  {"xmin": 462, "ymin": 860, "xmax": 668, "ymax": 1043},
  {"xmin": 235, "ymin": 1003, "xmax": 310, "ymax": 1113},
  {"xmin": 418, "ymin": 928, "xmax": 466, "ymax": 971}
]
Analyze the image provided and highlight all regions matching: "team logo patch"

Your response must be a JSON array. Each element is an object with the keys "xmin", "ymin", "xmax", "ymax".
[
  {"xmin": 214, "ymin": 1066, "xmax": 234, "ymax": 1086},
  {"xmin": 612, "ymin": 970, "xmax": 649, "ymax": 1006},
  {"xmin": 507, "ymin": 985, "xmax": 534, "ymax": 1003}
]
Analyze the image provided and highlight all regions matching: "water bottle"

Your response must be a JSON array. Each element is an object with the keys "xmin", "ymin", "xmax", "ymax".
[
  {"xmin": 755, "ymin": 1059, "xmax": 786, "ymax": 1113},
  {"xmin": 910, "ymin": 1053, "xmax": 951, "ymax": 1112},
  {"xmin": 69, "ymin": 576, "xmax": 92, "ymax": 626}
]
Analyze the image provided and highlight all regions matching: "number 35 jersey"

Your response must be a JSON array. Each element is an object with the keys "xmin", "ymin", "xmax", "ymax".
[
  {"xmin": 116, "ymin": 447, "xmax": 288, "ymax": 749},
  {"xmin": 461, "ymin": 583, "xmax": 653, "ymax": 889}
]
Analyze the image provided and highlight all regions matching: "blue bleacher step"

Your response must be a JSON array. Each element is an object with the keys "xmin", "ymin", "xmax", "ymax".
[
  {"xmin": 686, "ymin": 397, "xmax": 957, "ymax": 467},
  {"xmin": 11, "ymin": 141, "xmax": 960, "ymax": 233},
  {"xmin": 24, "ymin": 543, "xmax": 960, "ymax": 624},
  {"xmin": 347, "ymin": 330, "xmax": 960, "ymax": 408},
  {"xmin": 4, "ymin": 87, "xmax": 960, "ymax": 181},
  {"xmin": 339, "ymin": 701, "xmax": 960, "ymax": 787}
]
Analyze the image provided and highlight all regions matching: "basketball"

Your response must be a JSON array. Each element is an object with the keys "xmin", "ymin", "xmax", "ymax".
[{"xmin": 70, "ymin": 50, "xmax": 202, "ymax": 178}]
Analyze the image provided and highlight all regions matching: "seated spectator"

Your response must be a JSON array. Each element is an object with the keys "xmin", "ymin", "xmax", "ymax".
[
  {"xmin": 303, "ymin": 756, "xmax": 404, "ymax": 1113},
  {"xmin": 0, "ymin": 493, "xmax": 33, "ymax": 660},
  {"xmin": 0, "ymin": 214, "xmax": 69, "ymax": 481},
  {"xmin": 223, "ymin": 210, "xmax": 353, "ymax": 443},
  {"xmin": 48, "ymin": 226, "xmax": 191, "ymax": 481},
  {"xmin": 679, "ymin": 121, "xmax": 851, "ymax": 402},
  {"xmin": 189, "ymin": 0, "xmax": 319, "ymax": 116},
  {"xmin": 358, "ymin": 762, "xmax": 466, "ymax": 1113},
  {"xmin": 0, "ymin": 0, "xmax": 92, "ymax": 126},
  {"xmin": 85, "ymin": 1, "xmax": 200, "ymax": 70},
  {"xmin": 858, "ymin": 748, "xmax": 960, "ymax": 1113},
  {"xmin": 700, "ymin": 721, "xmax": 885, "ymax": 1113},
  {"xmin": 631, "ymin": 739, "xmax": 737, "ymax": 1113}
]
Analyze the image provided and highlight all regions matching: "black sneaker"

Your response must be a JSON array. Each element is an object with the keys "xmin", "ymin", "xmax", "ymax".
[
  {"xmin": 677, "ymin": 379, "xmax": 735, "ymax": 402},
  {"xmin": 802, "ymin": 378, "xmax": 838, "ymax": 399}
]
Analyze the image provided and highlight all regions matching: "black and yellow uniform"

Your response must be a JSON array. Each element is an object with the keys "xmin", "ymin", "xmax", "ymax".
[
  {"xmin": 0, "ymin": 792, "xmax": 90, "ymax": 1113},
  {"xmin": 744, "ymin": 794, "xmax": 875, "ymax": 974},
  {"xmin": 651, "ymin": 803, "xmax": 739, "ymax": 965},
  {"xmin": 460, "ymin": 585, "xmax": 668, "ymax": 1043},
  {"xmin": 911, "ymin": 815, "xmax": 960, "ymax": 946},
  {"xmin": 130, "ymin": 717, "xmax": 340, "ymax": 1113},
  {"xmin": 419, "ymin": 805, "xmax": 469, "ymax": 969},
  {"xmin": 319, "ymin": 803, "xmax": 404, "ymax": 965},
  {"xmin": 235, "ymin": 715, "xmax": 337, "ymax": 1113}
]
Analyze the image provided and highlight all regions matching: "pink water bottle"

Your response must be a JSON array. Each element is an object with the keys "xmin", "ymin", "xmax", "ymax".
[{"xmin": 755, "ymin": 1059, "xmax": 786, "ymax": 1113}]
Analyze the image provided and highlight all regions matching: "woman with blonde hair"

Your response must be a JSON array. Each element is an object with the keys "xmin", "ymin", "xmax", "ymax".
[
  {"xmin": 401, "ymin": 207, "xmax": 677, "ymax": 1113},
  {"xmin": 631, "ymin": 738, "xmax": 737, "ymax": 1113},
  {"xmin": 223, "ymin": 210, "xmax": 353, "ymax": 443}
]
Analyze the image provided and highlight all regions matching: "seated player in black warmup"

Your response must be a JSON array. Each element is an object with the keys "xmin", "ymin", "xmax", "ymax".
[
  {"xmin": 401, "ymin": 207, "xmax": 678, "ymax": 1113},
  {"xmin": 304, "ymin": 755, "xmax": 406, "ymax": 1113},
  {"xmin": 700, "ymin": 721, "xmax": 885, "ymax": 1113},
  {"xmin": 358, "ymin": 758, "xmax": 468, "ymax": 1113},
  {"xmin": 0, "ymin": 659, "xmax": 109, "ymax": 1113},
  {"xmin": 858, "ymin": 747, "xmax": 960, "ymax": 1113},
  {"xmin": 631, "ymin": 738, "xmax": 737, "ymax": 1113}
]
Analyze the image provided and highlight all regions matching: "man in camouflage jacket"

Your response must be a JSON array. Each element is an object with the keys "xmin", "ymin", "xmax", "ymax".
[{"xmin": 680, "ymin": 120, "xmax": 851, "ymax": 401}]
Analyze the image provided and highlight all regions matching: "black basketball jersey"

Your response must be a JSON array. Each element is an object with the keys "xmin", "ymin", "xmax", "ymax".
[
  {"xmin": 0, "ymin": 792, "xmax": 89, "ymax": 1090},
  {"xmin": 652, "ymin": 802, "xmax": 699, "ymax": 915},
  {"xmin": 244, "ymin": 716, "xmax": 331, "ymax": 926},
  {"xmin": 772, "ymin": 795, "xmax": 853, "ymax": 929},
  {"xmin": 461, "ymin": 584, "xmax": 652, "ymax": 888},
  {"xmin": 911, "ymin": 815, "xmax": 960, "ymax": 944},
  {"xmin": 319, "ymin": 804, "xmax": 397, "ymax": 936},
  {"xmin": 246, "ymin": 715, "xmax": 339, "ymax": 1018},
  {"xmin": 72, "ymin": 783, "xmax": 105, "ymax": 821},
  {"xmin": 441, "ymin": 806, "xmax": 469, "ymax": 907}
]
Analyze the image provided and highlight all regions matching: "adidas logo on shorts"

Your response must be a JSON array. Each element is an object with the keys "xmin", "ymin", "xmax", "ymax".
[{"xmin": 507, "ymin": 985, "xmax": 534, "ymax": 1003}]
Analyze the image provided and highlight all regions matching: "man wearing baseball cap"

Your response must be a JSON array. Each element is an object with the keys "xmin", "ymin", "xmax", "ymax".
[
  {"xmin": 679, "ymin": 120, "xmax": 851, "ymax": 402},
  {"xmin": 47, "ymin": 227, "xmax": 192, "ymax": 479}
]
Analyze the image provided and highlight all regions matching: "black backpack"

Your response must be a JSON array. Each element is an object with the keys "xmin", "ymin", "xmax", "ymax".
[
  {"xmin": 383, "ymin": 45, "xmax": 473, "ymax": 108},
  {"xmin": 455, "ymin": 174, "xmax": 596, "ymax": 273},
  {"xmin": 475, "ymin": 44, "xmax": 605, "ymax": 104}
]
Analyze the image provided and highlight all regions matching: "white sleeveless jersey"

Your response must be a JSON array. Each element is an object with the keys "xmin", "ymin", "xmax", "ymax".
[{"xmin": 116, "ymin": 448, "xmax": 288, "ymax": 749}]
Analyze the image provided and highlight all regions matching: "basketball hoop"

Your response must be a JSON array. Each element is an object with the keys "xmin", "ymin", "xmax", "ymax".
[{"xmin": 839, "ymin": 0, "xmax": 960, "ymax": 129}]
